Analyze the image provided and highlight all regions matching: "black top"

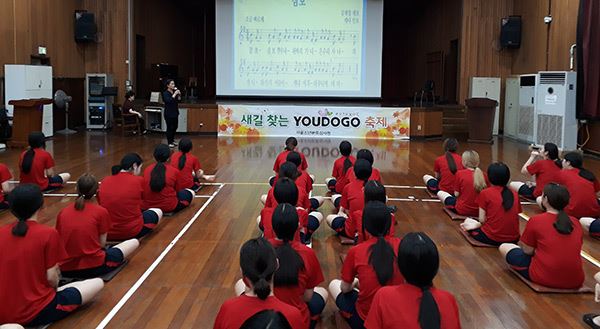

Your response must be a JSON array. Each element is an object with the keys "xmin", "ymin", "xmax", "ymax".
[{"xmin": 162, "ymin": 90, "xmax": 179, "ymax": 118}]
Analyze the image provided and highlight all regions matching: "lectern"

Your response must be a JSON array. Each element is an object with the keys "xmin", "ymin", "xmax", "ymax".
[
  {"xmin": 8, "ymin": 98, "xmax": 52, "ymax": 147},
  {"xmin": 466, "ymin": 98, "xmax": 498, "ymax": 144}
]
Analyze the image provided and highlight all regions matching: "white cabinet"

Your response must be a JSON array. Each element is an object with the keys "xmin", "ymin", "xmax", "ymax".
[
  {"xmin": 469, "ymin": 77, "xmax": 501, "ymax": 135},
  {"xmin": 4, "ymin": 65, "xmax": 53, "ymax": 137}
]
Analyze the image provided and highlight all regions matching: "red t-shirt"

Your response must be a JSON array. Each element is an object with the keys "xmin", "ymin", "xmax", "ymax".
[
  {"xmin": 454, "ymin": 169, "xmax": 487, "ymax": 217},
  {"xmin": 142, "ymin": 163, "xmax": 181, "ymax": 212},
  {"xmin": 335, "ymin": 164, "xmax": 381, "ymax": 194},
  {"xmin": 341, "ymin": 180, "xmax": 367, "ymax": 213},
  {"xmin": 98, "ymin": 172, "xmax": 145, "ymax": 240},
  {"xmin": 265, "ymin": 185, "xmax": 311, "ymax": 210},
  {"xmin": 19, "ymin": 148, "xmax": 55, "ymax": 190},
  {"xmin": 170, "ymin": 152, "xmax": 201, "ymax": 191},
  {"xmin": 526, "ymin": 159, "xmax": 562, "ymax": 197},
  {"xmin": 556, "ymin": 169, "xmax": 600, "ymax": 218},
  {"xmin": 520, "ymin": 212, "xmax": 584, "ymax": 289},
  {"xmin": 0, "ymin": 221, "xmax": 67, "ymax": 324},
  {"xmin": 364, "ymin": 284, "xmax": 461, "ymax": 329},
  {"xmin": 434, "ymin": 153, "xmax": 464, "ymax": 194},
  {"xmin": 0, "ymin": 163, "xmax": 13, "ymax": 203},
  {"xmin": 273, "ymin": 150, "xmax": 308, "ymax": 173},
  {"xmin": 478, "ymin": 186, "xmax": 522, "ymax": 242},
  {"xmin": 332, "ymin": 156, "xmax": 356, "ymax": 180},
  {"xmin": 56, "ymin": 203, "xmax": 110, "ymax": 271},
  {"xmin": 269, "ymin": 239, "xmax": 325, "ymax": 327},
  {"xmin": 341, "ymin": 237, "xmax": 404, "ymax": 320},
  {"xmin": 260, "ymin": 206, "xmax": 308, "ymax": 242},
  {"xmin": 214, "ymin": 294, "xmax": 305, "ymax": 329},
  {"xmin": 345, "ymin": 210, "xmax": 395, "ymax": 243}
]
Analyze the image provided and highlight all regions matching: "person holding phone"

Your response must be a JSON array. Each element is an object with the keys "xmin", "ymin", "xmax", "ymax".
[{"xmin": 163, "ymin": 79, "xmax": 181, "ymax": 148}]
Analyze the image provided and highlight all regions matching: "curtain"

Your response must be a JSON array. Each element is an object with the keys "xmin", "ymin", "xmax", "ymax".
[{"xmin": 577, "ymin": 0, "xmax": 600, "ymax": 119}]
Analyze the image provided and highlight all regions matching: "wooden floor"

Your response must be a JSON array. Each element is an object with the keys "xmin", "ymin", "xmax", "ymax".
[{"xmin": 2, "ymin": 132, "xmax": 600, "ymax": 329}]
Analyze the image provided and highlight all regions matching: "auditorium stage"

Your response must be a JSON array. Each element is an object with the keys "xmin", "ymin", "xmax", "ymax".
[{"xmin": 0, "ymin": 132, "xmax": 598, "ymax": 328}]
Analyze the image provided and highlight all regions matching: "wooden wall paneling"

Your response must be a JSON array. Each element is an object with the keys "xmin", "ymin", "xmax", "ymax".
[
  {"xmin": 548, "ymin": 0, "xmax": 579, "ymax": 71},
  {"xmin": 511, "ymin": 0, "xmax": 550, "ymax": 74},
  {"xmin": 53, "ymin": 78, "xmax": 85, "ymax": 131},
  {"xmin": 0, "ymin": 0, "xmax": 15, "ymax": 76}
]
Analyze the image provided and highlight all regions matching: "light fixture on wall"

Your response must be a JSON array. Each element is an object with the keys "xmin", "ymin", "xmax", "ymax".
[{"xmin": 544, "ymin": 15, "xmax": 553, "ymax": 24}]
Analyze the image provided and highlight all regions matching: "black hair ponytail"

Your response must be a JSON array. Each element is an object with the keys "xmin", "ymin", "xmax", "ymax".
[
  {"xmin": 443, "ymin": 138, "xmax": 459, "ymax": 175},
  {"xmin": 177, "ymin": 138, "xmax": 193, "ymax": 170},
  {"xmin": 354, "ymin": 159, "xmax": 372, "ymax": 187},
  {"xmin": 272, "ymin": 203, "xmax": 305, "ymax": 286},
  {"xmin": 240, "ymin": 238, "xmax": 278, "ymax": 300},
  {"xmin": 150, "ymin": 145, "xmax": 171, "ymax": 192},
  {"xmin": 240, "ymin": 310, "xmax": 292, "ymax": 329},
  {"xmin": 488, "ymin": 162, "xmax": 514, "ymax": 211},
  {"xmin": 564, "ymin": 152, "xmax": 596, "ymax": 182},
  {"xmin": 543, "ymin": 183, "xmax": 573, "ymax": 234},
  {"xmin": 398, "ymin": 232, "xmax": 441, "ymax": 329},
  {"xmin": 273, "ymin": 177, "xmax": 299, "ymax": 205},
  {"xmin": 9, "ymin": 184, "xmax": 44, "ymax": 237},
  {"xmin": 278, "ymin": 162, "xmax": 301, "ymax": 181},
  {"xmin": 22, "ymin": 132, "xmax": 46, "ymax": 174},
  {"xmin": 362, "ymin": 201, "xmax": 394, "ymax": 285},
  {"xmin": 284, "ymin": 137, "xmax": 298, "ymax": 151},
  {"xmin": 342, "ymin": 157, "xmax": 353, "ymax": 175},
  {"xmin": 340, "ymin": 141, "xmax": 353, "ymax": 174},
  {"xmin": 356, "ymin": 149, "xmax": 374, "ymax": 165},
  {"xmin": 113, "ymin": 153, "xmax": 143, "ymax": 175},
  {"xmin": 285, "ymin": 151, "xmax": 302, "ymax": 169}
]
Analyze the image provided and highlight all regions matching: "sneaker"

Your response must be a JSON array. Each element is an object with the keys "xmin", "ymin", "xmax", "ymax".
[
  {"xmin": 584, "ymin": 314, "xmax": 600, "ymax": 329},
  {"xmin": 168, "ymin": 144, "xmax": 175, "ymax": 148},
  {"xmin": 142, "ymin": 130, "xmax": 148, "ymax": 135}
]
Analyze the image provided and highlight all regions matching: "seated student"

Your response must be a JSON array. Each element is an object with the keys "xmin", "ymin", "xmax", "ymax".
[
  {"xmin": 263, "ymin": 162, "xmax": 322, "ymax": 211},
  {"xmin": 460, "ymin": 162, "xmax": 521, "ymax": 246},
  {"xmin": 437, "ymin": 150, "xmax": 488, "ymax": 217},
  {"xmin": 170, "ymin": 138, "xmax": 215, "ymax": 192},
  {"xmin": 552, "ymin": 152, "xmax": 600, "ymax": 219},
  {"xmin": 0, "ymin": 162, "xmax": 14, "ymax": 210},
  {"xmin": 258, "ymin": 178, "xmax": 322, "ymax": 244},
  {"xmin": 285, "ymin": 151, "xmax": 315, "ymax": 193},
  {"xmin": 272, "ymin": 137, "xmax": 308, "ymax": 175},
  {"xmin": 0, "ymin": 184, "xmax": 104, "ymax": 326},
  {"xmin": 327, "ymin": 180, "xmax": 395, "ymax": 243},
  {"xmin": 142, "ymin": 144, "xmax": 195, "ymax": 213},
  {"xmin": 240, "ymin": 310, "xmax": 292, "ymax": 329},
  {"xmin": 500, "ymin": 183, "xmax": 584, "ymax": 289},
  {"xmin": 423, "ymin": 138, "xmax": 463, "ymax": 194},
  {"xmin": 215, "ymin": 238, "xmax": 304, "ymax": 329},
  {"xmin": 332, "ymin": 159, "xmax": 372, "ymax": 214},
  {"xmin": 19, "ymin": 132, "xmax": 70, "ymax": 191},
  {"xmin": 336, "ymin": 149, "xmax": 381, "ymax": 194},
  {"xmin": 329, "ymin": 201, "xmax": 404, "ymax": 329},
  {"xmin": 98, "ymin": 153, "xmax": 163, "ymax": 241},
  {"xmin": 122, "ymin": 90, "xmax": 147, "ymax": 134},
  {"xmin": 326, "ymin": 141, "xmax": 355, "ymax": 192},
  {"xmin": 365, "ymin": 232, "xmax": 461, "ymax": 329},
  {"xmin": 56, "ymin": 174, "xmax": 140, "ymax": 278},
  {"xmin": 269, "ymin": 203, "xmax": 328, "ymax": 329},
  {"xmin": 509, "ymin": 143, "xmax": 562, "ymax": 200}
]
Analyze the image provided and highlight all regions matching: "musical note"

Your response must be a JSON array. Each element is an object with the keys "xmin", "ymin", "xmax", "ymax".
[
  {"xmin": 238, "ymin": 26, "xmax": 359, "ymax": 46},
  {"xmin": 238, "ymin": 59, "xmax": 360, "ymax": 77}
]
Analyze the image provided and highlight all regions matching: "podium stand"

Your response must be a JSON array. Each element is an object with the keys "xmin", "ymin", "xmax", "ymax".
[
  {"xmin": 8, "ymin": 98, "xmax": 52, "ymax": 147},
  {"xmin": 466, "ymin": 98, "xmax": 498, "ymax": 144}
]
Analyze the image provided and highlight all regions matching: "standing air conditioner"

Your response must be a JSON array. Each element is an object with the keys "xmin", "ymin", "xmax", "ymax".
[
  {"xmin": 517, "ymin": 74, "xmax": 537, "ymax": 143},
  {"xmin": 534, "ymin": 71, "xmax": 577, "ymax": 150}
]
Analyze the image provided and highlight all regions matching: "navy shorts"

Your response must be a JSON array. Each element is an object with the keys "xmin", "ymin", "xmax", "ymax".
[
  {"xmin": 0, "ymin": 200, "xmax": 9, "ymax": 210},
  {"xmin": 26, "ymin": 288, "xmax": 82, "ymax": 326},
  {"xmin": 310, "ymin": 198, "xmax": 320, "ymax": 210},
  {"xmin": 61, "ymin": 247, "xmax": 125, "ymax": 278},
  {"xmin": 426, "ymin": 178, "xmax": 439, "ymax": 193},
  {"xmin": 469, "ymin": 228, "xmax": 517, "ymax": 246},
  {"xmin": 506, "ymin": 248, "xmax": 532, "ymax": 280},
  {"xmin": 334, "ymin": 197, "xmax": 341, "ymax": 209},
  {"xmin": 136, "ymin": 210, "xmax": 161, "ymax": 238},
  {"xmin": 328, "ymin": 178, "xmax": 337, "ymax": 189},
  {"xmin": 308, "ymin": 292, "xmax": 326, "ymax": 329},
  {"xmin": 518, "ymin": 185, "xmax": 536, "ymax": 199},
  {"xmin": 172, "ymin": 189, "xmax": 194, "ymax": 212},
  {"xmin": 269, "ymin": 176, "xmax": 276, "ymax": 186},
  {"xmin": 43, "ymin": 175, "xmax": 64, "ymax": 192},
  {"xmin": 444, "ymin": 196, "xmax": 457, "ymax": 207},
  {"xmin": 589, "ymin": 218, "xmax": 600, "ymax": 238},
  {"xmin": 335, "ymin": 290, "xmax": 364, "ymax": 329},
  {"xmin": 331, "ymin": 216, "xmax": 349, "ymax": 237}
]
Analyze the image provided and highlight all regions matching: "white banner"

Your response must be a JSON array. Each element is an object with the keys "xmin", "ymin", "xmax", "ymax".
[{"xmin": 217, "ymin": 104, "xmax": 410, "ymax": 139}]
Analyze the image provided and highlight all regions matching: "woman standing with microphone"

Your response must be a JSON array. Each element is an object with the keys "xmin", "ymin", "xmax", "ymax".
[{"xmin": 163, "ymin": 79, "xmax": 181, "ymax": 148}]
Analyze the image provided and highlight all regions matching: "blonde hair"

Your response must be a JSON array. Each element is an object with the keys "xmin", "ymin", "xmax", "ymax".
[
  {"xmin": 75, "ymin": 174, "xmax": 98, "ymax": 211},
  {"xmin": 462, "ymin": 150, "xmax": 487, "ymax": 192}
]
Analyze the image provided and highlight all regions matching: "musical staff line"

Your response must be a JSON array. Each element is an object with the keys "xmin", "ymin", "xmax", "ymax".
[
  {"xmin": 238, "ymin": 59, "xmax": 360, "ymax": 77},
  {"xmin": 238, "ymin": 26, "xmax": 360, "ymax": 46}
]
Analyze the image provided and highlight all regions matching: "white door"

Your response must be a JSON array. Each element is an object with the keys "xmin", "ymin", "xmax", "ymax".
[{"xmin": 504, "ymin": 77, "xmax": 519, "ymax": 138}]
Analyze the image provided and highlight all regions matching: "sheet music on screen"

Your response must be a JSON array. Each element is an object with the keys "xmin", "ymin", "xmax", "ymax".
[{"xmin": 216, "ymin": 0, "xmax": 384, "ymax": 98}]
